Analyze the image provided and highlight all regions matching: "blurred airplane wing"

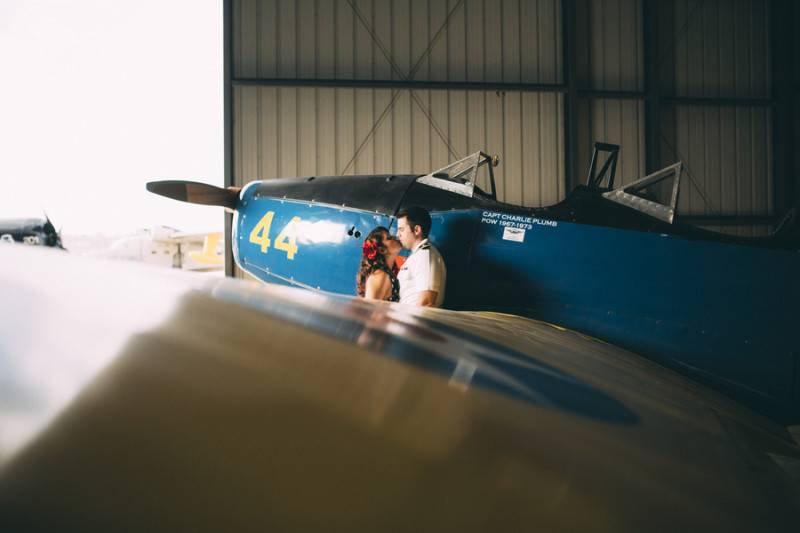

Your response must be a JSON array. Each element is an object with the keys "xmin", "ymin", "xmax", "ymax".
[
  {"xmin": 187, "ymin": 232, "xmax": 224, "ymax": 267},
  {"xmin": 0, "ymin": 246, "xmax": 798, "ymax": 532},
  {"xmin": 148, "ymin": 230, "xmax": 224, "ymax": 270}
]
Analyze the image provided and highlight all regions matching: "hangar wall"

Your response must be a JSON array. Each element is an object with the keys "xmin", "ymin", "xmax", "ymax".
[
  {"xmin": 576, "ymin": 0, "xmax": 645, "ymax": 186},
  {"xmin": 233, "ymin": 0, "xmax": 563, "ymax": 84},
  {"xmin": 234, "ymin": 87, "xmax": 565, "ymax": 205},
  {"xmin": 661, "ymin": 0, "xmax": 774, "ymax": 236},
  {"xmin": 574, "ymin": 0, "xmax": 775, "ymax": 236},
  {"xmin": 232, "ymin": 0, "xmax": 566, "ymax": 208},
  {"xmin": 226, "ymin": 0, "xmax": 795, "ymax": 275}
]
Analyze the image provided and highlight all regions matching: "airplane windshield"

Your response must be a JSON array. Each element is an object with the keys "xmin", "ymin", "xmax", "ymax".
[
  {"xmin": 416, "ymin": 152, "xmax": 497, "ymax": 200},
  {"xmin": 601, "ymin": 163, "xmax": 683, "ymax": 224}
]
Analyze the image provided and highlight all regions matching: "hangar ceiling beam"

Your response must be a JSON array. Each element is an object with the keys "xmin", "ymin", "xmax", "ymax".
[
  {"xmin": 679, "ymin": 214, "xmax": 778, "ymax": 226},
  {"xmin": 231, "ymin": 78, "xmax": 566, "ymax": 93},
  {"xmin": 661, "ymin": 97, "xmax": 775, "ymax": 107},
  {"xmin": 231, "ymin": 75, "xmax": 774, "ymax": 109},
  {"xmin": 578, "ymin": 90, "xmax": 644, "ymax": 100},
  {"xmin": 233, "ymin": 73, "xmax": 779, "ymax": 109}
]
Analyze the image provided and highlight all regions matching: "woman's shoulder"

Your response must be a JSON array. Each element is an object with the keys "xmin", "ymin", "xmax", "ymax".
[{"xmin": 367, "ymin": 267, "xmax": 390, "ymax": 281}]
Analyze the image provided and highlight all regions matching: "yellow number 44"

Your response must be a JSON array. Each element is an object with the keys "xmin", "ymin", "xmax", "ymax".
[
  {"xmin": 248, "ymin": 211, "xmax": 274, "ymax": 253},
  {"xmin": 274, "ymin": 216, "xmax": 300, "ymax": 260},
  {"xmin": 248, "ymin": 212, "xmax": 300, "ymax": 260}
]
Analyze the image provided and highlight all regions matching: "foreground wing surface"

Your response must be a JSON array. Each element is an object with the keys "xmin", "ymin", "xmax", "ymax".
[{"xmin": 1, "ymin": 246, "xmax": 798, "ymax": 532}]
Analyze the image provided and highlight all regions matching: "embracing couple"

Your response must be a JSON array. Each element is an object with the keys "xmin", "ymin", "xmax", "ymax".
[{"xmin": 356, "ymin": 206, "xmax": 446, "ymax": 307}]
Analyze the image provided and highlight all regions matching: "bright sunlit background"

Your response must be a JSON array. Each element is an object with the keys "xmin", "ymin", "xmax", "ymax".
[{"xmin": 0, "ymin": 0, "xmax": 223, "ymax": 237}]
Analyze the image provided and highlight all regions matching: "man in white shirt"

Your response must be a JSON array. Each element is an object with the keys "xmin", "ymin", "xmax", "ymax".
[{"xmin": 395, "ymin": 206, "xmax": 446, "ymax": 307}]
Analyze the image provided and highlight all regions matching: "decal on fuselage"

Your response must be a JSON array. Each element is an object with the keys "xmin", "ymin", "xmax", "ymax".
[
  {"xmin": 248, "ymin": 211, "xmax": 301, "ymax": 260},
  {"xmin": 502, "ymin": 227, "xmax": 525, "ymax": 242},
  {"xmin": 480, "ymin": 211, "xmax": 558, "ymax": 232}
]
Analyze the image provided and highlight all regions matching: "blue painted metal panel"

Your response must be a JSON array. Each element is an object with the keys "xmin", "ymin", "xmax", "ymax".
[
  {"xmin": 433, "ymin": 208, "xmax": 798, "ymax": 421},
  {"xmin": 234, "ymin": 184, "xmax": 391, "ymax": 295}
]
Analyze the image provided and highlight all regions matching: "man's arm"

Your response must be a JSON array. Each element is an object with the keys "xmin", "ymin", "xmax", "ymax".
[
  {"xmin": 416, "ymin": 290, "xmax": 439, "ymax": 307},
  {"xmin": 410, "ymin": 248, "xmax": 444, "ymax": 307}
]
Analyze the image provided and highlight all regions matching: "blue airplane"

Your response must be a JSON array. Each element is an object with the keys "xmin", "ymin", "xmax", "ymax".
[{"xmin": 147, "ymin": 143, "xmax": 800, "ymax": 425}]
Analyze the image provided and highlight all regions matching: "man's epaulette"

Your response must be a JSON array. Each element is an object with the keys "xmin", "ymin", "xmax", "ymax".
[{"xmin": 420, "ymin": 243, "xmax": 430, "ymax": 250}]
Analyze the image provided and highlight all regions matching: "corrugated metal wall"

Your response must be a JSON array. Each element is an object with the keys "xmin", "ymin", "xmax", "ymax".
[
  {"xmin": 672, "ymin": 0, "xmax": 770, "ymax": 98},
  {"xmin": 669, "ymin": 105, "xmax": 772, "ymax": 236},
  {"xmin": 574, "ymin": 0, "xmax": 645, "ymax": 186},
  {"xmin": 234, "ymin": 86, "xmax": 564, "ymax": 206},
  {"xmin": 665, "ymin": 0, "xmax": 773, "ymax": 236},
  {"xmin": 588, "ymin": 0, "xmax": 643, "ymax": 92},
  {"xmin": 587, "ymin": 99, "xmax": 645, "ymax": 186},
  {"xmin": 232, "ymin": 0, "xmax": 565, "ymax": 210},
  {"xmin": 234, "ymin": 0, "xmax": 563, "ymax": 84}
]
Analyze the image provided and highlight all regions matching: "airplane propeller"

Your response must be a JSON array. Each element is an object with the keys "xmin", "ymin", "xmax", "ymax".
[{"xmin": 146, "ymin": 181, "xmax": 240, "ymax": 210}]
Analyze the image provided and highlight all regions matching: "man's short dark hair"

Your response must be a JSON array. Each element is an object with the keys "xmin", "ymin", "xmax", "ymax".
[{"xmin": 397, "ymin": 206, "xmax": 432, "ymax": 237}]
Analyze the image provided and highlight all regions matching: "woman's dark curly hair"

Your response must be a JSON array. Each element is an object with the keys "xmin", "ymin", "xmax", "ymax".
[{"xmin": 356, "ymin": 226, "xmax": 396, "ymax": 296}]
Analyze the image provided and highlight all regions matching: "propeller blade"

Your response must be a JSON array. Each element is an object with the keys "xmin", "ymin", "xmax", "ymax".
[{"xmin": 146, "ymin": 181, "xmax": 240, "ymax": 210}]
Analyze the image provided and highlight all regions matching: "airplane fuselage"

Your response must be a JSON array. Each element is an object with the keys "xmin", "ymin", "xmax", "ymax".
[{"xmin": 232, "ymin": 174, "xmax": 800, "ymax": 424}]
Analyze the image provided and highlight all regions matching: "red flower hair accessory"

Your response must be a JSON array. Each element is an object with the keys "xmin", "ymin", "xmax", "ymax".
[{"xmin": 362, "ymin": 240, "xmax": 378, "ymax": 260}]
